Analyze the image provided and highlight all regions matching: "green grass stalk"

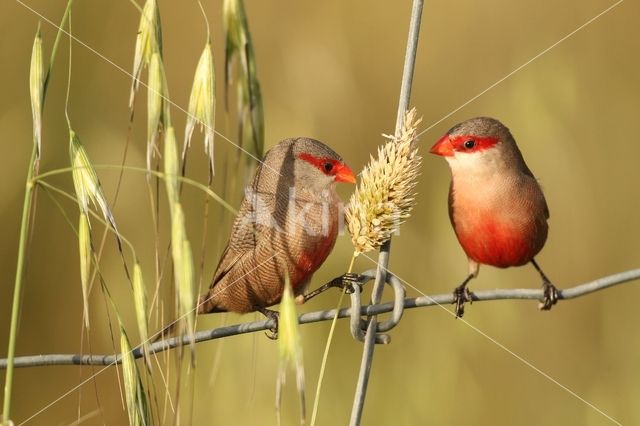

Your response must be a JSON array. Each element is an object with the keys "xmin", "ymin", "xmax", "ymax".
[{"xmin": 2, "ymin": 1, "xmax": 74, "ymax": 422}]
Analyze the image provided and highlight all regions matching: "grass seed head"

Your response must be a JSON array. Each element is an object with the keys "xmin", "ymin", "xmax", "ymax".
[
  {"xmin": 69, "ymin": 129, "xmax": 117, "ymax": 230},
  {"xmin": 223, "ymin": 0, "xmax": 264, "ymax": 162},
  {"xmin": 130, "ymin": 0, "xmax": 162, "ymax": 109},
  {"xmin": 170, "ymin": 202, "xmax": 195, "ymax": 341},
  {"xmin": 132, "ymin": 263, "xmax": 149, "ymax": 349},
  {"xmin": 120, "ymin": 327, "xmax": 150, "ymax": 426},
  {"xmin": 276, "ymin": 274, "xmax": 306, "ymax": 424},
  {"xmin": 346, "ymin": 108, "xmax": 422, "ymax": 254},
  {"xmin": 163, "ymin": 126, "xmax": 179, "ymax": 207},
  {"xmin": 184, "ymin": 42, "xmax": 216, "ymax": 177},
  {"xmin": 147, "ymin": 52, "xmax": 169, "ymax": 171},
  {"xmin": 78, "ymin": 212, "xmax": 91, "ymax": 329},
  {"xmin": 29, "ymin": 28, "xmax": 44, "ymax": 160}
]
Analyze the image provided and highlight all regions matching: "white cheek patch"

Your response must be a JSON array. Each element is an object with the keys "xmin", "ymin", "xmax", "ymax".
[{"xmin": 446, "ymin": 143, "xmax": 504, "ymax": 175}]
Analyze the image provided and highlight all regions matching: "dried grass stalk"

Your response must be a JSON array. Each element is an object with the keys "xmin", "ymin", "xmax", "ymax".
[{"xmin": 346, "ymin": 108, "xmax": 422, "ymax": 254}]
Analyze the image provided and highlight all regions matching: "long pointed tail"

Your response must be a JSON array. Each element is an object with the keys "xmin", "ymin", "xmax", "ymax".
[
  {"xmin": 151, "ymin": 293, "xmax": 226, "ymax": 343},
  {"xmin": 151, "ymin": 321, "xmax": 178, "ymax": 343}
]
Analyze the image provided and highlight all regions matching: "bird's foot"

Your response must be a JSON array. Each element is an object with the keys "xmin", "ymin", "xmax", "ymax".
[
  {"xmin": 538, "ymin": 280, "xmax": 559, "ymax": 311},
  {"xmin": 256, "ymin": 307, "xmax": 279, "ymax": 340},
  {"xmin": 331, "ymin": 272, "xmax": 368, "ymax": 294},
  {"xmin": 301, "ymin": 273, "xmax": 368, "ymax": 304},
  {"xmin": 453, "ymin": 285, "xmax": 474, "ymax": 318}
]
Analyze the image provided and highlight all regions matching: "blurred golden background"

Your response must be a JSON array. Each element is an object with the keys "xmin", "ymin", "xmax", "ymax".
[{"xmin": 2, "ymin": 0, "xmax": 639, "ymax": 424}]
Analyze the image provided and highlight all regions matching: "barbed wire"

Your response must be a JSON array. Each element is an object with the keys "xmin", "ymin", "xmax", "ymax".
[{"xmin": 1, "ymin": 267, "xmax": 638, "ymax": 369}]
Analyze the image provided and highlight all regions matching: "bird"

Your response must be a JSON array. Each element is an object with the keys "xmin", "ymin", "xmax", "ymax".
[
  {"xmin": 430, "ymin": 117, "xmax": 558, "ymax": 317},
  {"xmin": 155, "ymin": 137, "xmax": 359, "ymax": 340}
]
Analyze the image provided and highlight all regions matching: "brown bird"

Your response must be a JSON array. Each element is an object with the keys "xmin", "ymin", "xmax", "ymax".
[
  {"xmin": 164, "ymin": 137, "xmax": 358, "ymax": 339},
  {"xmin": 430, "ymin": 117, "xmax": 558, "ymax": 317}
]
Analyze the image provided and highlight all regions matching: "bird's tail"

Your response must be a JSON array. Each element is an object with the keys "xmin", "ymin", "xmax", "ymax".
[
  {"xmin": 151, "ymin": 293, "xmax": 226, "ymax": 343},
  {"xmin": 151, "ymin": 321, "xmax": 178, "ymax": 343},
  {"xmin": 197, "ymin": 290, "xmax": 227, "ymax": 315}
]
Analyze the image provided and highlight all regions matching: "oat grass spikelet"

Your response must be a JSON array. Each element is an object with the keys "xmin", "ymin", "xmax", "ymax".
[
  {"xmin": 147, "ymin": 52, "xmax": 169, "ymax": 171},
  {"xmin": 69, "ymin": 129, "xmax": 117, "ymax": 230},
  {"xmin": 184, "ymin": 42, "xmax": 216, "ymax": 178},
  {"xmin": 78, "ymin": 212, "xmax": 91, "ymax": 329},
  {"xmin": 346, "ymin": 108, "xmax": 422, "ymax": 254},
  {"xmin": 224, "ymin": 0, "xmax": 264, "ymax": 161},
  {"xmin": 29, "ymin": 27, "xmax": 44, "ymax": 161},
  {"xmin": 276, "ymin": 275, "xmax": 306, "ymax": 425},
  {"xmin": 120, "ymin": 326, "xmax": 151, "ymax": 426},
  {"xmin": 130, "ymin": 0, "xmax": 162, "ymax": 109}
]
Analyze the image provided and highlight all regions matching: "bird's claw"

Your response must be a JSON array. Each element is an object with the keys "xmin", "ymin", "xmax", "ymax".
[
  {"xmin": 538, "ymin": 281, "xmax": 559, "ymax": 311},
  {"xmin": 331, "ymin": 272, "xmax": 368, "ymax": 294},
  {"xmin": 256, "ymin": 307, "xmax": 279, "ymax": 340},
  {"xmin": 453, "ymin": 285, "xmax": 474, "ymax": 318}
]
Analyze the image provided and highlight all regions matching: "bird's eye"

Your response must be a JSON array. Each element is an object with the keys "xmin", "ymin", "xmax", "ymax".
[
  {"xmin": 323, "ymin": 162, "xmax": 334, "ymax": 173},
  {"xmin": 463, "ymin": 140, "xmax": 476, "ymax": 149}
]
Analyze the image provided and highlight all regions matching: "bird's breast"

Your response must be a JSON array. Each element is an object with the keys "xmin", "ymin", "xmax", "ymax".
[
  {"xmin": 286, "ymin": 200, "xmax": 340, "ymax": 290},
  {"xmin": 450, "ymin": 173, "xmax": 548, "ymax": 268}
]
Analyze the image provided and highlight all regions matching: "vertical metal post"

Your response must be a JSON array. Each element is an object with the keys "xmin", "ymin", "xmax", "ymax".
[{"xmin": 349, "ymin": 1, "xmax": 424, "ymax": 424}]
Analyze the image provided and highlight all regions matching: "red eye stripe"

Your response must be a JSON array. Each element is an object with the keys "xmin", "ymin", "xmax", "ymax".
[
  {"xmin": 298, "ymin": 153, "xmax": 340, "ymax": 175},
  {"xmin": 450, "ymin": 135, "xmax": 499, "ymax": 153},
  {"xmin": 298, "ymin": 153, "xmax": 356, "ymax": 183}
]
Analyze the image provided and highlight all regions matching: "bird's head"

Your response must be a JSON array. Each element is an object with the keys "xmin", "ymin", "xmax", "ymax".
[
  {"xmin": 430, "ymin": 117, "xmax": 522, "ymax": 174},
  {"xmin": 253, "ymin": 138, "xmax": 355, "ymax": 198},
  {"xmin": 293, "ymin": 139, "xmax": 356, "ymax": 192}
]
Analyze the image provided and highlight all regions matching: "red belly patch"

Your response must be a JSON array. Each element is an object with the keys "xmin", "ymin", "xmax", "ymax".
[
  {"xmin": 455, "ymin": 218, "xmax": 535, "ymax": 268},
  {"xmin": 291, "ymin": 230, "xmax": 337, "ymax": 290}
]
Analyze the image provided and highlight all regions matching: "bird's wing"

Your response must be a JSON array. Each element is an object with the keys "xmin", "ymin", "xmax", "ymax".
[
  {"xmin": 518, "ymin": 162, "xmax": 550, "ymax": 219},
  {"xmin": 209, "ymin": 190, "xmax": 276, "ymax": 287}
]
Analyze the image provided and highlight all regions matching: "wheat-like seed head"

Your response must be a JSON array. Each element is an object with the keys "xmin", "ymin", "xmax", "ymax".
[{"xmin": 346, "ymin": 108, "xmax": 422, "ymax": 254}]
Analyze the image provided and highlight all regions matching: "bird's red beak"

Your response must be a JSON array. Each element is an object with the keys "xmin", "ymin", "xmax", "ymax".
[
  {"xmin": 335, "ymin": 163, "xmax": 356, "ymax": 184},
  {"xmin": 430, "ymin": 134, "xmax": 454, "ymax": 157}
]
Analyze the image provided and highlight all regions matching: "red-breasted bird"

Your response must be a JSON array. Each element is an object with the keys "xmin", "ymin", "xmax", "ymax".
[
  {"xmin": 155, "ymin": 138, "xmax": 358, "ymax": 340},
  {"xmin": 430, "ymin": 117, "xmax": 558, "ymax": 317}
]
